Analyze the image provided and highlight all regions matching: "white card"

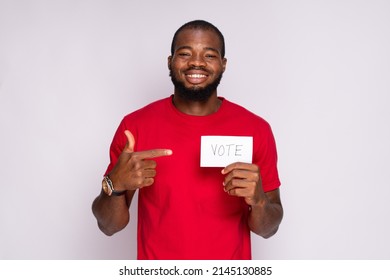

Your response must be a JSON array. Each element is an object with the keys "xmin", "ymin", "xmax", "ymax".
[{"xmin": 200, "ymin": 136, "xmax": 253, "ymax": 167}]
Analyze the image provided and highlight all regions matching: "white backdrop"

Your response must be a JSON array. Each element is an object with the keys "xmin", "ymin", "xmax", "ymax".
[{"xmin": 1, "ymin": 0, "xmax": 389, "ymax": 259}]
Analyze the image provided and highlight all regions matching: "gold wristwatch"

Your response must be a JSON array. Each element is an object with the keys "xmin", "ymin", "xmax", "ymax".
[{"xmin": 102, "ymin": 176, "xmax": 126, "ymax": 196}]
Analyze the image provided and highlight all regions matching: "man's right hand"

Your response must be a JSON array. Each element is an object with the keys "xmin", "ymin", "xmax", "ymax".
[{"xmin": 108, "ymin": 130, "xmax": 172, "ymax": 192}]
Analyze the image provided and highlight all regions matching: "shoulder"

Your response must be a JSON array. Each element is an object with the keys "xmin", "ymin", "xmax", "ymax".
[
  {"xmin": 222, "ymin": 98, "xmax": 271, "ymax": 129},
  {"xmin": 110, "ymin": 97, "xmax": 170, "ymax": 150},
  {"xmin": 125, "ymin": 97, "xmax": 169, "ymax": 117},
  {"xmin": 122, "ymin": 97, "xmax": 170, "ymax": 122}
]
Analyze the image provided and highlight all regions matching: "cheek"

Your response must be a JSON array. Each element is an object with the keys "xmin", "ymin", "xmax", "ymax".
[
  {"xmin": 169, "ymin": 62, "xmax": 181, "ymax": 73},
  {"xmin": 169, "ymin": 67, "xmax": 183, "ymax": 80},
  {"xmin": 173, "ymin": 67, "xmax": 188, "ymax": 78},
  {"xmin": 170, "ymin": 66, "xmax": 180, "ymax": 76}
]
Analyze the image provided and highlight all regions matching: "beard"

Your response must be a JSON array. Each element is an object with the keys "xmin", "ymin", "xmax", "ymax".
[{"xmin": 170, "ymin": 69, "xmax": 223, "ymax": 102}]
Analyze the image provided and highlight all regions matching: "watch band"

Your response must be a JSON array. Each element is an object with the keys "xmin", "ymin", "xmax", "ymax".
[{"xmin": 104, "ymin": 176, "xmax": 126, "ymax": 196}]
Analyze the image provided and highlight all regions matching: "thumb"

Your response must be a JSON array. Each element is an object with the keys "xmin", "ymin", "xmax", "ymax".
[{"xmin": 123, "ymin": 130, "xmax": 135, "ymax": 153}]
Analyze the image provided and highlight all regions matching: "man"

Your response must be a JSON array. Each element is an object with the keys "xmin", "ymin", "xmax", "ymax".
[{"xmin": 92, "ymin": 20, "xmax": 283, "ymax": 260}]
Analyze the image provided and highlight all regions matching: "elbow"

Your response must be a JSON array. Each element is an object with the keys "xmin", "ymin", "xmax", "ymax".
[
  {"xmin": 253, "ymin": 208, "xmax": 284, "ymax": 239},
  {"xmin": 96, "ymin": 215, "xmax": 129, "ymax": 236},
  {"xmin": 259, "ymin": 226, "xmax": 279, "ymax": 239},
  {"xmin": 92, "ymin": 200, "xmax": 130, "ymax": 236},
  {"xmin": 251, "ymin": 224, "xmax": 279, "ymax": 239},
  {"xmin": 97, "ymin": 222, "xmax": 122, "ymax": 236}
]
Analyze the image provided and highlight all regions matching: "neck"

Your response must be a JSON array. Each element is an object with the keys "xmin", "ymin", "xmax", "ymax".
[{"xmin": 172, "ymin": 93, "xmax": 222, "ymax": 116}]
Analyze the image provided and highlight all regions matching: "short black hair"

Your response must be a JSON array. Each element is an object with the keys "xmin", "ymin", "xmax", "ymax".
[{"xmin": 170, "ymin": 20, "xmax": 225, "ymax": 58}]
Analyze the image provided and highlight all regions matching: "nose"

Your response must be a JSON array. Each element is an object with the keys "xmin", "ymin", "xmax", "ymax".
[{"xmin": 188, "ymin": 53, "xmax": 206, "ymax": 67}]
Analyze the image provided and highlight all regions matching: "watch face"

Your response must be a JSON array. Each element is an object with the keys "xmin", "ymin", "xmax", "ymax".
[{"xmin": 102, "ymin": 178, "xmax": 112, "ymax": 196}]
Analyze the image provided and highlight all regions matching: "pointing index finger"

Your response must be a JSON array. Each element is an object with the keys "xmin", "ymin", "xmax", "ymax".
[{"xmin": 133, "ymin": 149, "xmax": 173, "ymax": 160}]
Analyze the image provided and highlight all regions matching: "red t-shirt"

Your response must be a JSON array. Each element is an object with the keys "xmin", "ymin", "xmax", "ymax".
[{"xmin": 105, "ymin": 96, "xmax": 281, "ymax": 259}]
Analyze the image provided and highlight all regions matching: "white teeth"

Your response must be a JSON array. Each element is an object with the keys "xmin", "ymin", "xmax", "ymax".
[{"xmin": 187, "ymin": 74, "xmax": 206, "ymax": 78}]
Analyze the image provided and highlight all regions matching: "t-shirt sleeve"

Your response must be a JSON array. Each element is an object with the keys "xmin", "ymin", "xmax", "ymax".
[
  {"xmin": 103, "ymin": 118, "xmax": 129, "ymax": 176},
  {"xmin": 253, "ymin": 122, "xmax": 281, "ymax": 192}
]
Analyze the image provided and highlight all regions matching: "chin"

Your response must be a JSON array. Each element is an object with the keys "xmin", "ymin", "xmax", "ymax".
[
  {"xmin": 170, "ymin": 70, "xmax": 222, "ymax": 102},
  {"xmin": 177, "ymin": 88, "xmax": 214, "ymax": 102}
]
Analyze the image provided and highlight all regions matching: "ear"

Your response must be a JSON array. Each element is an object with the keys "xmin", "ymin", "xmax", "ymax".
[
  {"xmin": 222, "ymin": 57, "xmax": 227, "ymax": 72},
  {"xmin": 167, "ymin": 56, "xmax": 172, "ymax": 70}
]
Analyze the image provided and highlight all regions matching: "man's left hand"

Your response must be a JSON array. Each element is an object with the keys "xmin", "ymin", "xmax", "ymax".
[{"xmin": 222, "ymin": 162, "xmax": 265, "ymax": 206}]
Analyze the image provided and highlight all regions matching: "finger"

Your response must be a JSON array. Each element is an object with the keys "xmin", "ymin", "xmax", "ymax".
[
  {"xmin": 131, "ymin": 170, "xmax": 156, "ymax": 189},
  {"xmin": 226, "ymin": 186, "xmax": 259, "ymax": 205},
  {"xmin": 224, "ymin": 179, "xmax": 257, "ymax": 192},
  {"xmin": 133, "ymin": 159, "xmax": 157, "ymax": 170},
  {"xmin": 222, "ymin": 162, "xmax": 258, "ymax": 175},
  {"xmin": 142, "ymin": 178, "xmax": 155, "ymax": 188},
  {"xmin": 124, "ymin": 130, "xmax": 135, "ymax": 153},
  {"xmin": 142, "ymin": 169, "xmax": 157, "ymax": 178},
  {"xmin": 223, "ymin": 169, "xmax": 260, "ymax": 187},
  {"xmin": 133, "ymin": 148, "xmax": 173, "ymax": 160}
]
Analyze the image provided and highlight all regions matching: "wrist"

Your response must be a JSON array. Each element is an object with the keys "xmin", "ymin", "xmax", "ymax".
[
  {"xmin": 102, "ymin": 175, "xmax": 126, "ymax": 196},
  {"xmin": 249, "ymin": 194, "xmax": 269, "ymax": 209}
]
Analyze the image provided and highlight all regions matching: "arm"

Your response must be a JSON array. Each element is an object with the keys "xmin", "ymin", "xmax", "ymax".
[
  {"xmin": 92, "ymin": 130, "xmax": 172, "ymax": 236},
  {"xmin": 247, "ymin": 188, "xmax": 283, "ymax": 238},
  {"xmin": 222, "ymin": 162, "xmax": 283, "ymax": 238},
  {"xmin": 92, "ymin": 189, "xmax": 135, "ymax": 236}
]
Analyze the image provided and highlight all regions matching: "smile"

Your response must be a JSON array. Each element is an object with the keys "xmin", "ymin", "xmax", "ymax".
[{"xmin": 186, "ymin": 74, "xmax": 207, "ymax": 78}]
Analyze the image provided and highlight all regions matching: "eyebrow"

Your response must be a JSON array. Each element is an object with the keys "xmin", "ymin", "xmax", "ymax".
[{"xmin": 175, "ymin": 46, "xmax": 221, "ymax": 55}]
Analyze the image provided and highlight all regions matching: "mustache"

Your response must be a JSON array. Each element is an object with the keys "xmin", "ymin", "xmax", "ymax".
[
  {"xmin": 169, "ymin": 66, "xmax": 209, "ymax": 77},
  {"xmin": 186, "ymin": 66, "xmax": 208, "ymax": 71}
]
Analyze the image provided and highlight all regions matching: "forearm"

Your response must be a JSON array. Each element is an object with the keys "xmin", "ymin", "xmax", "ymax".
[
  {"xmin": 248, "ymin": 191, "xmax": 283, "ymax": 238},
  {"xmin": 92, "ymin": 191, "xmax": 132, "ymax": 236}
]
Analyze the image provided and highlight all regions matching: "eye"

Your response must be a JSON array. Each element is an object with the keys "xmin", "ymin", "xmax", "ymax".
[
  {"xmin": 178, "ymin": 52, "xmax": 190, "ymax": 57},
  {"xmin": 205, "ymin": 54, "xmax": 217, "ymax": 59}
]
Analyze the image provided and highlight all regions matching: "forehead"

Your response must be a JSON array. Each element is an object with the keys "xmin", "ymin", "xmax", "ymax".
[{"xmin": 173, "ymin": 28, "xmax": 222, "ymax": 53}]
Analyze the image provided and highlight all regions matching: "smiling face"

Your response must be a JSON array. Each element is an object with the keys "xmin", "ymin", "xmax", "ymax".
[{"xmin": 168, "ymin": 28, "xmax": 227, "ymax": 102}]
